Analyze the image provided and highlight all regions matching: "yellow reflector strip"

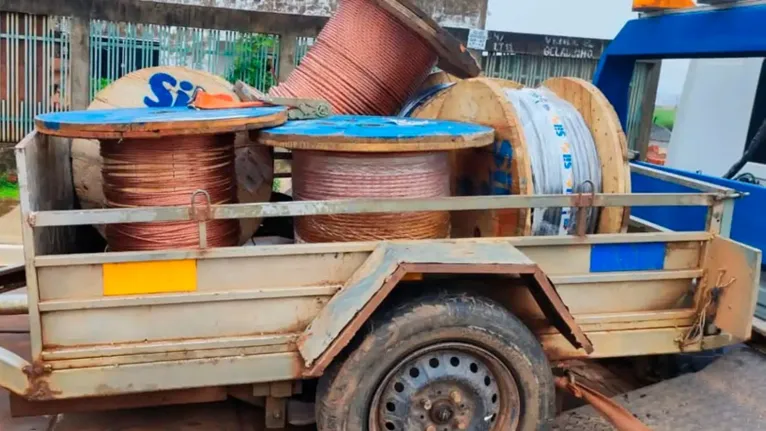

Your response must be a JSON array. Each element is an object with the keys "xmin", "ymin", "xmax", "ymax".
[{"xmin": 103, "ymin": 259, "xmax": 197, "ymax": 296}]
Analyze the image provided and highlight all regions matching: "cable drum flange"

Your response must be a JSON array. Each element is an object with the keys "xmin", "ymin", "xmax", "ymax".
[{"xmin": 408, "ymin": 77, "xmax": 630, "ymax": 237}]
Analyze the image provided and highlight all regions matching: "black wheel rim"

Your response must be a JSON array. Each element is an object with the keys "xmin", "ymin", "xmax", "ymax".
[{"xmin": 369, "ymin": 342, "xmax": 521, "ymax": 431}]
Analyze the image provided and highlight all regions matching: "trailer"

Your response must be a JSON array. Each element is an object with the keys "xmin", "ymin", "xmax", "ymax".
[{"xmin": 0, "ymin": 127, "xmax": 755, "ymax": 430}]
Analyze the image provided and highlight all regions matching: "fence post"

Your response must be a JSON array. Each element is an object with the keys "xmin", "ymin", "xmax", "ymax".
[
  {"xmin": 277, "ymin": 31, "xmax": 297, "ymax": 83},
  {"xmin": 70, "ymin": 16, "xmax": 91, "ymax": 110}
]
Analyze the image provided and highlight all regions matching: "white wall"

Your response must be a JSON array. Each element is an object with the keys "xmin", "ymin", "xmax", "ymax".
[
  {"xmin": 666, "ymin": 58, "xmax": 763, "ymax": 175},
  {"xmin": 486, "ymin": 0, "xmax": 637, "ymax": 38}
]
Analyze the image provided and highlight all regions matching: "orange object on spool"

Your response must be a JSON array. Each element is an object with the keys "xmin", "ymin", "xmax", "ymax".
[
  {"xmin": 292, "ymin": 151, "xmax": 451, "ymax": 242},
  {"xmin": 102, "ymin": 135, "xmax": 240, "ymax": 251}
]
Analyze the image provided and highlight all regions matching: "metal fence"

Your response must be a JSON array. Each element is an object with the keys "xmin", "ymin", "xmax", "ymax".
[
  {"xmin": 0, "ymin": 14, "xmax": 70, "ymax": 143},
  {"xmin": 88, "ymin": 21, "xmax": 280, "ymax": 101},
  {"xmin": 0, "ymin": 12, "xmax": 281, "ymax": 143},
  {"xmin": 482, "ymin": 53, "xmax": 651, "ymax": 150}
]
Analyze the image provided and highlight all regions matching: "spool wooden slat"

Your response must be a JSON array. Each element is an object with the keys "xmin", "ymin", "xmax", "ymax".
[
  {"xmin": 257, "ymin": 115, "xmax": 494, "ymax": 152},
  {"xmin": 542, "ymin": 77, "xmax": 631, "ymax": 233},
  {"xmin": 410, "ymin": 76, "xmax": 629, "ymax": 237},
  {"xmin": 68, "ymin": 66, "xmax": 280, "ymax": 244}
]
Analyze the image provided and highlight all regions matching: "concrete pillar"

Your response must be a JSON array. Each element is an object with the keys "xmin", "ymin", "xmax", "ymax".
[
  {"xmin": 277, "ymin": 32, "xmax": 298, "ymax": 84},
  {"xmin": 69, "ymin": 17, "xmax": 91, "ymax": 110}
]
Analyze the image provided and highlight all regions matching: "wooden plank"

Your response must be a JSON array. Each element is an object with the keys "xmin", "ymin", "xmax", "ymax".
[
  {"xmin": 46, "ymin": 343, "xmax": 293, "ymax": 369},
  {"xmin": 550, "ymin": 269, "xmax": 702, "ymax": 284},
  {"xmin": 664, "ymin": 241, "xmax": 702, "ymax": 270},
  {"xmin": 555, "ymin": 279, "xmax": 691, "ymax": 315},
  {"xmin": 39, "ymin": 286, "xmax": 340, "ymax": 312},
  {"xmin": 544, "ymin": 77, "xmax": 631, "ymax": 234},
  {"xmin": 36, "ymin": 106, "xmax": 288, "ymax": 139},
  {"xmin": 521, "ymin": 244, "xmax": 591, "ymax": 275},
  {"xmin": 41, "ymin": 296, "xmax": 328, "ymax": 347},
  {"xmin": 29, "ymin": 193, "xmax": 720, "ymax": 228},
  {"xmin": 707, "ymin": 236, "xmax": 761, "ymax": 341},
  {"xmin": 536, "ymin": 310, "xmax": 696, "ymax": 334},
  {"xmin": 257, "ymin": 115, "xmax": 495, "ymax": 151},
  {"xmin": 33, "ymin": 232, "xmax": 712, "ymax": 268},
  {"xmin": 42, "ymin": 333, "xmax": 296, "ymax": 361},
  {"xmin": 37, "ymin": 251, "xmax": 367, "ymax": 300},
  {"xmin": 541, "ymin": 327, "xmax": 695, "ymax": 360},
  {"xmin": 41, "ymin": 351, "xmax": 302, "ymax": 399}
]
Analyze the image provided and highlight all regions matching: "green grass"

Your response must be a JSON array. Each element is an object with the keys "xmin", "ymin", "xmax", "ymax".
[
  {"xmin": 0, "ymin": 179, "xmax": 19, "ymax": 200},
  {"xmin": 653, "ymin": 107, "xmax": 676, "ymax": 131}
]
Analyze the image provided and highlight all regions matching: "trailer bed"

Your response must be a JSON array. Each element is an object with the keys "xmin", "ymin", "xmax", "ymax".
[{"xmin": 554, "ymin": 346, "xmax": 766, "ymax": 430}]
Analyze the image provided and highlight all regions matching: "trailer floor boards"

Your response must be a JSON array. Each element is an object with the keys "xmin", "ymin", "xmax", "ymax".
[{"xmin": 554, "ymin": 346, "xmax": 766, "ymax": 430}]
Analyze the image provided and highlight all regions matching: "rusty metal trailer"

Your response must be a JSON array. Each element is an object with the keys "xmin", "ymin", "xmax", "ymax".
[{"xmin": 0, "ymin": 131, "xmax": 760, "ymax": 430}]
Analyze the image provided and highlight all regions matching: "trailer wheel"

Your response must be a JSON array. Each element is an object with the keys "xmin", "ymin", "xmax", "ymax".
[{"xmin": 316, "ymin": 294, "xmax": 555, "ymax": 431}]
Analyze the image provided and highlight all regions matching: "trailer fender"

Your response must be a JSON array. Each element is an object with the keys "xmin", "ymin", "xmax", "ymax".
[{"xmin": 298, "ymin": 240, "xmax": 593, "ymax": 377}]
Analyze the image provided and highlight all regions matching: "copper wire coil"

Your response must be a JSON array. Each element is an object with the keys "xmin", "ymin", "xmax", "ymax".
[
  {"xmin": 101, "ymin": 134, "xmax": 240, "ymax": 251},
  {"xmin": 269, "ymin": 0, "xmax": 437, "ymax": 115},
  {"xmin": 292, "ymin": 150, "xmax": 450, "ymax": 243}
]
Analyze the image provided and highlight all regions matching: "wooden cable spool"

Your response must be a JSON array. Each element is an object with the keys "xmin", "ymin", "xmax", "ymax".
[
  {"xmin": 268, "ymin": 0, "xmax": 479, "ymax": 116},
  {"xmin": 409, "ymin": 77, "xmax": 630, "ymax": 237},
  {"xmin": 36, "ymin": 106, "xmax": 288, "ymax": 251},
  {"xmin": 257, "ymin": 115, "xmax": 494, "ymax": 243},
  {"xmin": 71, "ymin": 66, "xmax": 275, "ymax": 244}
]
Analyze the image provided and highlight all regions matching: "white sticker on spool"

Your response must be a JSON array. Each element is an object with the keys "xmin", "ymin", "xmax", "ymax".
[{"xmin": 527, "ymin": 90, "xmax": 575, "ymax": 235}]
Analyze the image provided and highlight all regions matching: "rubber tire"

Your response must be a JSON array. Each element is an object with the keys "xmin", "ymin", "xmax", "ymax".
[{"xmin": 316, "ymin": 293, "xmax": 556, "ymax": 431}]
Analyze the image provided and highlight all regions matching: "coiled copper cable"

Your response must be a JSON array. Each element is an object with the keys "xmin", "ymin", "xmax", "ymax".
[
  {"xmin": 292, "ymin": 150, "xmax": 450, "ymax": 243},
  {"xmin": 101, "ymin": 134, "xmax": 240, "ymax": 251},
  {"xmin": 269, "ymin": 0, "xmax": 438, "ymax": 115}
]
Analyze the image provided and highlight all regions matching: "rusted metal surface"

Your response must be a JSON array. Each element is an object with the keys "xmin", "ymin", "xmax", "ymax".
[
  {"xmin": 299, "ymin": 241, "xmax": 591, "ymax": 376},
  {"xmin": 706, "ymin": 236, "xmax": 762, "ymax": 341},
  {"xmin": 527, "ymin": 271, "xmax": 593, "ymax": 353},
  {"xmin": 553, "ymin": 374, "xmax": 651, "ymax": 431},
  {"xmin": 28, "ymin": 193, "xmax": 730, "ymax": 228}
]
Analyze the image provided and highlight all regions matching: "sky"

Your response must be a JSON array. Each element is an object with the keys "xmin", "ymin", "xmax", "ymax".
[{"xmin": 486, "ymin": 0, "xmax": 689, "ymax": 106}]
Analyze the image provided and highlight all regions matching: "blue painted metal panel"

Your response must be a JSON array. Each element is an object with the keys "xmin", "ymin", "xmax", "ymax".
[
  {"xmin": 261, "ymin": 115, "xmax": 493, "ymax": 140},
  {"xmin": 590, "ymin": 242, "xmax": 666, "ymax": 273},
  {"xmin": 36, "ymin": 106, "xmax": 287, "ymax": 129},
  {"xmin": 594, "ymin": 3, "xmax": 766, "ymax": 127},
  {"xmin": 631, "ymin": 162, "xmax": 766, "ymax": 258}
]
